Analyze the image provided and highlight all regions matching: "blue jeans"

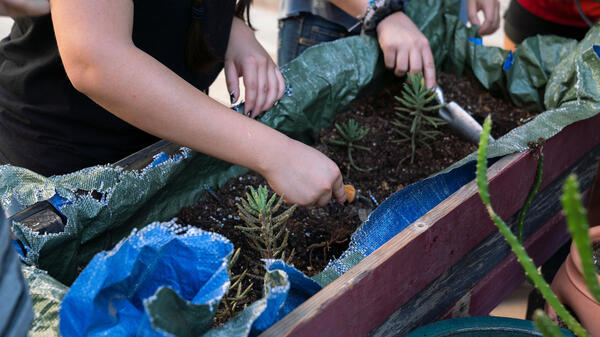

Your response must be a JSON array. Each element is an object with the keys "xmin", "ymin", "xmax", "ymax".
[
  {"xmin": 277, "ymin": 1, "xmax": 468, "ymax": 66},
  {"xmin": 278, "ymin": 12, "xmax": 353, "ymax": 66}
]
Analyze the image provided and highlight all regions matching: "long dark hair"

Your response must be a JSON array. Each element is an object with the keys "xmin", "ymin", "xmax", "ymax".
[{"xmin": 186, "ymin": 0, "xmax": 253, "ymax": 75}]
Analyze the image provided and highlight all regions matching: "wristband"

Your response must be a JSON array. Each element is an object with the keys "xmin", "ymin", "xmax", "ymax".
[{"xmin": 353, "ymin": 0, "xmax": 404, "ymax": 36}]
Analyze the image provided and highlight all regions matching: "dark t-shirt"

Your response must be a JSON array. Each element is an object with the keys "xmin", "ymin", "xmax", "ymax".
[{"xmin": 0, "ymin": 0, "xmax": 235, "ymax": 176}]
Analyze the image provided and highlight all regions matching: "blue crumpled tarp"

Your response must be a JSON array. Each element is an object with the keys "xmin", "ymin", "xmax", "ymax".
[
  {"xmin": 59, "ymin": 221, "xmax": 233, "ymax": 337},
  {"xmin": 58, "ymin": 221, "xmax": 322, "ymax": 337}
]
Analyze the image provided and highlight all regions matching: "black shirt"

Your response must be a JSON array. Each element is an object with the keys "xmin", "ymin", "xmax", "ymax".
[{"xmin": 0, "ymin": 0, "xmax": 235, "ymax": 176}]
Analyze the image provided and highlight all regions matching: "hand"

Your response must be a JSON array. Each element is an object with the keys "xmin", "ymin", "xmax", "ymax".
[
  {"xmin": 224, "ymin": 17, "xmax": 285, "ymax": 119},
  {"xmin": 376, "ymin": 11, "xmax": 436, "ymax": 88},
  {"xmin": 262, "ymin": 138, "xmax": 347, "ymax": 207},
  {"xmin": 0, "ymin": 0, "xmax": 49, "ymax": 17},
  {"xmin": 467, "ymin": 0, "xmax": 500, "ymax": 36}
]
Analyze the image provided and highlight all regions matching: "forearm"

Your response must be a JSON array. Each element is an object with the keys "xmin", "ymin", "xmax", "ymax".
[
  {"xmin": 72, "ymin": 45, "xmax": 289, "ymax": 175},
  {"xmin": 329, "ymin": 0, "xmax": 369, "ymax": 18}
]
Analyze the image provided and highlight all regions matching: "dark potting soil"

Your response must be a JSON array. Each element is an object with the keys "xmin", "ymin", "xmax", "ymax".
[{"xmin": 176, "ymin": 72, "xmax": 536, "ymax": 322}]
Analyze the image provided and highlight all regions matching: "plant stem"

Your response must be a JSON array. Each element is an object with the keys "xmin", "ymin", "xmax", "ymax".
[
  {"xmin": 518, "ymin": 154, "xmax": 544, "ymax": 243},
  {"xmin": 476, "ymin": 116, "xmax": 589, "ymax": 337},
  {"xmin": 562, "ymin": 175, "xmax": 600, "ymax": 303}
]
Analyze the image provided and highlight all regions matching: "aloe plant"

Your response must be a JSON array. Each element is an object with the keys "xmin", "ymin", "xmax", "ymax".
[
  {"xmin": 235, "ymin": 186, "xmax": 296, "ymax": 261},
  {"xmin": 393, "ymin": 73, "xmax": 446, "ymax": 164},
  {"xmin": 328, "ymin": 119, "xmax": 373, "ymax": 172},
  {"xmin": 476, "ymin": 116, "xmax": 592, "ymax": 337}
]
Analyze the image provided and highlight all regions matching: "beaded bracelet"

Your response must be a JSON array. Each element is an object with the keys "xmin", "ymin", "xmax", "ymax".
[{"xmin": 349, "ymin": 0, "xmax": 404, "ymax": 35}]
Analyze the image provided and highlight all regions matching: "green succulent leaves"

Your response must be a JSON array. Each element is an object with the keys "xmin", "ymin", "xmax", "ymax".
[
  {"xmin": 235, "ymin": 186, "xmax": 296, "ymax": 261},
  {"xmin": 393, "ymin": 73, "xmax": 447, "ymax": 164},
  {"xmin": 328, "ymin": 119, "xmax": 373, "ymax": 172}
]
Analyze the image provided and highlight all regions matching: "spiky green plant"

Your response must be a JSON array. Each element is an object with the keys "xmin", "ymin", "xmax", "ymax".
[
  {"xmin": 216, "ymin": 248, "xmax": 253, "ymax": 320},
  {"xmin": 328, "ymin": 119, "xmax": 373, "ymax": 172},
  {"xmin": 235, "ymin": 186, "xmax": 296, "ymax": 260},
  {"xmin": 393, "ymin": 72, "xmax": 446, "ymax": 164},
  {"xmin": 477, "ymin": 116, "xmax": 600, "ymax": 337}
]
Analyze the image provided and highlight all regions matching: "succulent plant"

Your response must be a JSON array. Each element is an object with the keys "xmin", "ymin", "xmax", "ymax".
[
  {"xmin": 328, "ymin": 119, "xmax": 373, "ymax": 172},
  {"xmin": 235, "ymin": 185, "xmax": 296, "ymax": 261},
  {"xmin": 393, "ymin": 72, "xmax": 446, "ymax": 164}
]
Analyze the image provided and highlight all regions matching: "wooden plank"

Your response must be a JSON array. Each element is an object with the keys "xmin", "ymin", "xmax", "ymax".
[
  {"xmin": 466, "ymin": 211, "xmax": 570, "ymax": 317},
  {"xmin": 261, "ymin": 113, "xmax": 600, "ymax": 337},
  {"xmin": 368, "ymin": 143, "xmax": 599, "ymax": 336}
]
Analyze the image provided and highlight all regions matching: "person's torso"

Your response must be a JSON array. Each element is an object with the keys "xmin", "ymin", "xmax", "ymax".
[
  {"xmin": 0, "ymin": 0, "xmax": 235, "ymax": 176},
  {"xmin": 518, "ymin": 0, "xmax": 600, "ymax": 27}
]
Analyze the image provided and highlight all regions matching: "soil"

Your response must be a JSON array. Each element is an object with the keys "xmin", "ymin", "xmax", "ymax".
[{"xmin": 176, "ymin": 72, "xmax": 536, "ymax": 323}]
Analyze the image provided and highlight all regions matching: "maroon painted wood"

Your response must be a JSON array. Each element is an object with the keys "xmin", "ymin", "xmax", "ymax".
[{"xmin": 261, "ymin": 114, "xmax": 600, "ymax": 337}]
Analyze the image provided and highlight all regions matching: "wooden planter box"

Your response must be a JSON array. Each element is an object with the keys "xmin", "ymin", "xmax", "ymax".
[
  {"xmin": 11, "ymin": 114, "xmax": 600, "ymax": 337},
  {"xmin": 260, "ymin": 113, "xmax": 600, "ymax": 337}
]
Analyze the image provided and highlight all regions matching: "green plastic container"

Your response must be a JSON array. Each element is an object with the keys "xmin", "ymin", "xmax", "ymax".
[{"xmin": 405, "ymin": 317, "xmax": 575, "ymax": 337}]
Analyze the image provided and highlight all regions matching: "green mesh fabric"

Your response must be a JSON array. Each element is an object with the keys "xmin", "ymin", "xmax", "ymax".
[{"xmin": 22, "ymin": 266, "xmax": 67, "ymax": 337}]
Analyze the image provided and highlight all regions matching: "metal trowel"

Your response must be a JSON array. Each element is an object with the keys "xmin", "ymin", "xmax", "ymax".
[{"xmin": 434, "ymin": 87, "xmax": 493, "ymax": 144}]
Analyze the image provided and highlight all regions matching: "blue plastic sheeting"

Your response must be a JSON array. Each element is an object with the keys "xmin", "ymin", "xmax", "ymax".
[
  {"xmin": 59, "ymin": 221, "xmax": 233, "ymax": 337},
  {"xmin": 314, "ymin": 160, "xmax": 478, "ymax": 285},
  {"xmin": 251, "ymin": 260, "xmax": 321, "ymax": 334}
]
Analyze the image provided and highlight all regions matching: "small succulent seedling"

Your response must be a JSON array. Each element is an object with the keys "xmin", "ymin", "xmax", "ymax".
[
  {"xmin": 216, "ymin": 248, "xmax": 253, "ymax": 320},
  {"xmin": 477, "ymin": 116, "xmax": 600, "ymax": 337},
  {"xmin": 235, "ymin": 186, "xmax": 296, "ymax": 261},
  {"xmin": 328, "ymin": 119, "xmax": 373, "ymax": 172},
  {"xmin": 393, "ymin": 72, "xmax": 447, "ymax": 164}
]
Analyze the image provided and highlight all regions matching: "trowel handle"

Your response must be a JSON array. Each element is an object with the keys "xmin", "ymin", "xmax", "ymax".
[{"xmin": 439, "ymin": 102, "xmax": 494, "ymax": 144}]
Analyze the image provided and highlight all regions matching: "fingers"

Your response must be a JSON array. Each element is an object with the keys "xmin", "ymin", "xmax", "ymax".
[
  {"xmin": 262, "ymin": 64, "xmax": 279, "ymax": 113},
  {"xmin": 394, "ymin": 49, "xmax": 408, "ymax": 77},
  {"xmin": 467, "ymin": 0, "xmax": 481, "ymax": 28},
  {"xmin": 240, "ymin": 57, "xmax": 283, "ymax": 118},
  {"xmin": 409, "ymin": 48, "xmax": 422, "ymax": 75},
  {"xmin": 224, "ymin": 60, "xmax": 240, "ymax": 104},
  {"xmin": 383, "ymin": 46, "xmax": 397, "ymax": 71},
  {"xmin": 331, "ymin": 174, "xmax": 347, "ymax": 205},
  {"xmin": 251, "ymin": 58, "xmax": 267, "ymax": 118},
  {"xmin": 422, "ymin": 45, "xmax": 436, "ymax": 89},
  {"xmin": 386, "ymin": 39, "xmax": 435, "ymax": 88},
  {"xmin": 242, "ymin": 59, "xmax": 258, "ymax": 117},
  {"xmin": 275, "ymin": 67, "xmax": 286, "ymax": 101},
  {"xmin": 470, "ymin": 0, "xmax": 501, "ymax": 36}
]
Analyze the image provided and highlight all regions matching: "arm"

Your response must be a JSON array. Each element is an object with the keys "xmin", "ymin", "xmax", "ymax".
[
  {"xmin": 0, "ymin": 0, "xmax": 48, "ymax": 17},
  {"xmin": 50, "ymin": 0, "xmax": 346, "ymax": 206},
  {"xmin": 328, "ymin": 0, "xmax": 500, "ymax": 87},
  {"xmin": 329, "ymin": 0, "xmax": 436, "ymax": 88}
]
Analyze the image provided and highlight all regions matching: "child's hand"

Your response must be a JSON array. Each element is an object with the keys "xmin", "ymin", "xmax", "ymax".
[
  {"xmin": 467, "ymin": 0, "xmax": 500, "ymax": 36},
  {"xmin": 225, "ymin": 17, "xmax": 285, "ymax": 118},
  {"xmin": 262, "ymin": 138, "xmax": 347, "ymax": 207},
  {"xmin": 0, "ymin": 0, "xmax": 49, "ymax": 17},
  {"xmin": 376, "ymin": 12, "xmax": 436, "ymax": 88}
]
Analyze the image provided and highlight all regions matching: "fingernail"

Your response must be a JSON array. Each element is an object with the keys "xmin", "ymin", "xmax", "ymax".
[
  {"xmin": 273, "ymin": 100, "xmax": 279, "ymax": 107},
  {"xmin": 246, "ymin": 110, "xmax": 252, "ymax": 117},
  {"xmin": 230, "ymin": 90, "xmax": 236, "ymax": 104}
]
